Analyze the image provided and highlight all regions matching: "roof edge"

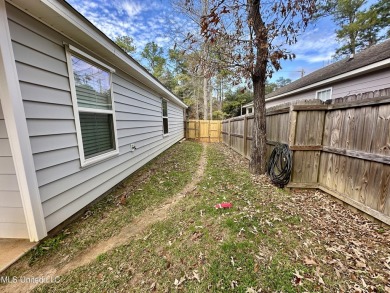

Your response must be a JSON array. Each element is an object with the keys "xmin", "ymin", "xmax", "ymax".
[
  {"xmin": 266, "ymin": 58, "xmax": 390, "ymax": 102},
  {"xmin": 12, "ymin": 0, "xmax": 187, "ymax": 109}
]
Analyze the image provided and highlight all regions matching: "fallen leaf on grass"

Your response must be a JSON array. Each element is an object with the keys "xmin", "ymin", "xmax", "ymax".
[
  {"xmin": 335, "ymin": 268, "xmax": 341, "ymax": 278},
  {"xmin": 230, "ymin": 256, "xmax": 235, "ymax": 267},
  {"xmin": 150, "ymin": 282, "xmax": 156, "ymax": 291},
  {"xmin": 192, "ymin": 270, "xmax": 200, "ymax": 283},
  {"xmin": 318, "ymin": 275, "xmax": 325, "ymax": 285},
  {"xmin": 356, "ymin": 261, "xmax": 366, "ymax": 268},
  {"xmin": 174, "ymin": 276, "xmax": 186, "ymax": 287},
  {"xmin": 198, "ymin": 252, "xmax": 205, "ymax": 263},
  {"xmin": 119, "ymin": 195, "xmax": 127, "ymax": 205},
  {"xmin": 294, "ymin": 250, "xmax": 299, "ymax": 260},
  {"xmin": 217, "ymin": 279, "xmax": 223, "ymax": 288},
  {"xmin": 293, "ymin": 270, "xmax": 304, "ymax": 286},
  {"xmin": 231, "ymin": 280, "xmax": 238, "ymax": 289},
  {"xmin": 143, "ymin": 232, "xmax": 152, "ymax": 241},
  {"xmin": 361, "ymin": 278, "xmax": 367, "ymax": 288},
  {"xmin": 304, "ymin": 256, "xmax": 317, "ymax": 266},
  {"xmin": 190, "ymin": 232, "xmax": 203, "ymax": 241}
]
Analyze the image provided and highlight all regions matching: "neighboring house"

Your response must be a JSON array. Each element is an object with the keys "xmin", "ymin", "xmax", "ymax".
[
  {"xmin": 243, "ymin": 39, "xmax": 390, "ymax": 110},
  {"xmin": 0, "ymin": 0, "xmax": 187, "ymax": 241},
  {"xmin": 241, "ymin": 103, "xmax": 254, "ymax": 115}
]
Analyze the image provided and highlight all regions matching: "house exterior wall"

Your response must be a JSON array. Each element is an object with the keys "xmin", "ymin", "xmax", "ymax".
[
  {"xmin": 0, "ymin": 99, "xmax": 29, "ymax": 238},
  {"xmin": 331, "ymin": 68, "xmax": 390, "ymax": 98},
  {"xmin": 266, "ymin": 90, "xmax": 316, "ymax": 108},
  {"xmin": 266, "ymin": 68, "xmax": 390, "ymax": 108},
  {"xmin": 7, "ymin": 4, "xmax": 185, "ymax": 232}
]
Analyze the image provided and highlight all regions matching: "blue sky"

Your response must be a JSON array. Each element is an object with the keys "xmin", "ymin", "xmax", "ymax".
[{"xmin": 66, "ymin": 0, "xmax": 378, "ymax": 83}]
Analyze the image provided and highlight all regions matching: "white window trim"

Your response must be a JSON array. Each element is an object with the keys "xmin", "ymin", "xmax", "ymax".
[
  {"xmin": 67, "ymin": 44, "xmax": 115, "ymax": 73},
  {"xmin": 162, "ymin": 98, "xmax": 169, "ymax": 136},
  {"xmin": 315, "ymin": 87, "xmax": 333, "ymax": 101},
  {"xmin": 65, "ymin": 46, "xmax": 119, "ymax": 167}
]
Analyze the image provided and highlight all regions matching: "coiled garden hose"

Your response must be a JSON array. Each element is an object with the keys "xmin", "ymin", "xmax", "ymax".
[{"xmin": 267, "ymin": 143, "xmax": 292, "ymax": 188}]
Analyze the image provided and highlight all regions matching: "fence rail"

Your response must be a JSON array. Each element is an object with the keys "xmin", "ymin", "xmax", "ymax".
[{"xmin": 222, "ymin": 88, "xmax": 390, "ymax": 225}]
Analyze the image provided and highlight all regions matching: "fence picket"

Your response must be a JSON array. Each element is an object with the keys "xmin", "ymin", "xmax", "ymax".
[{"xmin": 221, "ymin": 91, "xmax": 390, "ymax": 225}]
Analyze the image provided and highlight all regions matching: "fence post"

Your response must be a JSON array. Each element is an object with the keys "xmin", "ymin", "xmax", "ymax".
[
  {"xmin": 287, "ymin": 107, "xmax": 297, "ymax": 185},
  {"xmin": 219, "ymin": 121, "xmax": 222, "ymax": 142},
  {"xmin": 198, "ymin": 120, "xmax": 201, "ymax": 141},
  {"xmin": 315, "ymin": 110, "xmax": 327, "ymax": 185},
  {"xmin": 209, "ymin": 120, "xmax": 211, "ymax": 143},
  {"xmin": 243, "ymin": 115, "xmax": 248, "ymax": 157},
  {"xmin": 228, "ymin": 118, "xmax": 232, "ymax": 148},
  {"xmin": 288, "ymin": 107, "xmax": 297, "ymax": 146}
]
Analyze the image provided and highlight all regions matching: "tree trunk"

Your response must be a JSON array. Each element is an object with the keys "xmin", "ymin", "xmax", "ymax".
[
  {"xmin": 248, "ymin": 0, "xmax": 268, "ymax": 175},
  {"xmin": 195, "ymin": 87, "xmax": 199, "ymax": 120},
  {"xmin": 209, "ymin": 80, "xmax": 213, "ymax": 120},
  {"xmin": 202, "ymin": 0, "xmax": 209, "ymax": 121},
  {"xmin": 249, "ymin": 75, "xmax": 267, "ymax": 174},
  {"xmin": 203, "ymin": 76, "xmax": 208, "ymax": 120},
  {"xmin": 218, "ymin": 78, "xmax": 223, "ymax": 111}
]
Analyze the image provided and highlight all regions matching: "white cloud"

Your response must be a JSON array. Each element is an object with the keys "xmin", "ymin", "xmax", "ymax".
[
  {"xmin": 66, "ymin": 0, "xmax": 182, "ymax": 52},
  {"xmin": 155, "ymin": 36, "xmax": 171, "ymax": 46},
  {"xmin": 122, "ymin": 1, "xmax": 144, "ymax": 17},
  {"xmin": 291, "ymin": 30, "xmax": 339, "ymax": 64}
]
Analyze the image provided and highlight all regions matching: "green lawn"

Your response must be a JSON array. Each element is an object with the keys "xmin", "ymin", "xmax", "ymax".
[{"xmin": 2, "ymin": 142, "xmax": 389, "ymax": 292}]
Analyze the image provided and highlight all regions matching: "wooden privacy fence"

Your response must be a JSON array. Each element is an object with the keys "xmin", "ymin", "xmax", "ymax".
[
  {"xmin": 222, "ymin": 88, "xmax": 390, "ymax": 225},
  {"xmin": 185, "ymin": 120, "xmax": 222, "ymax": 142}
]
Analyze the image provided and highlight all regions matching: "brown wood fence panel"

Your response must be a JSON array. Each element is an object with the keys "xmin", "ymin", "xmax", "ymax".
[
  {"xmin": 221, "ymin": 88, "xmax": 390, "ymax": 225},
  {"xmin": 186, "ymin": 120, "xmax": 222, "ymax": 142}
]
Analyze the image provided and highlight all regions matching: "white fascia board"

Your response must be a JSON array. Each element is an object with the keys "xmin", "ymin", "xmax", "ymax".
[
  {"xmin": 266, "ymin": 58, "xmax": 390, "ymax": 102},
  {"xmin": 0, "ymin": 0, "xmax": 47, "ymax": 241},
  {"xmin": 242, "ymin": 103, "xmax": 253, "ymax": 108},
  {"xmin": 40, "ymin": 0, "xmax": 187, "ymax": 109}
]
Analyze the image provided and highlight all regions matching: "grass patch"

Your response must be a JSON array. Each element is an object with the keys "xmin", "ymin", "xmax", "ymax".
[
  {"xmin": 32, "ymin": 144, "xmax": 316, "ymax": 292},
  {"xmin": 28, "ymin": 232, "xmax": 67, "ymax": 266},
  {"xmin": 3, "ymin": 142, "xmax": 389, "ymax": 292},
  {"xmin": 4, "ymin": 141, "xmax": 202, "ymax": 275}
]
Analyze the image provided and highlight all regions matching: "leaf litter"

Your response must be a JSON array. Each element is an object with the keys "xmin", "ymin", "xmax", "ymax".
[
  {"xmin": 216, "ymin": 143, "xmax": 389, "ymax": 292},
  {"xmin": 3, "ymin": 142, "xmax": 388, "ymax": 292}
]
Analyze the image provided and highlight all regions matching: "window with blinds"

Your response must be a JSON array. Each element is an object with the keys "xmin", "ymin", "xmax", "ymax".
[
  {"xmin": 79, "ymin": 113, "xmax": 114, "ymax": 159},
  {"xmin": 162, "ymin": 99, "xmax": 168, "ymax": 134},
  {"xmin": 67, "ymin": 51, "xmax": 118, "ymax": 166}
]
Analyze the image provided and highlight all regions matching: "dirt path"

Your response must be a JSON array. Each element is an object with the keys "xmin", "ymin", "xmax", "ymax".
[{"xmin": 3, "ymin": 143, "xmax": 207, "ymax": 293}]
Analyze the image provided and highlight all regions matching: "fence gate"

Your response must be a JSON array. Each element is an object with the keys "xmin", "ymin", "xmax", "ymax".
[{"xmin": 185, "ymin": 120, "xmax": 222, "ymax": 142}]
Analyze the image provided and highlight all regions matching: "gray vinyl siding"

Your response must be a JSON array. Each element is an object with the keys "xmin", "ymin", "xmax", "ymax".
[
  {"xmin": 0, "ymin": 99, "xmax": 29, "ymax": 238},
  {"xmin": 331, "ymin": 68, "xmax": 390, "ymax": 98},
  {"xmin": 266, "ymin": 90, "xmax": 317, "ymax": 108},
  {"xmin": 7, "ymin": 4, "xmax": 185, "ymax": 232},
  {"xmin": 266, "ymin": 68, "xmax": 390, "ymax": 108}
]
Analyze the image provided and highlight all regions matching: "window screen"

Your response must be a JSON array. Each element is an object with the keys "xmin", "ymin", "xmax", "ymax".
[
  {"xmin": 70, "ymin": 54, "xmax": 117, "ymax": 161},
  {"xmin": 162, "ymin": 99, "xmax": 168, "ymax": 134}
]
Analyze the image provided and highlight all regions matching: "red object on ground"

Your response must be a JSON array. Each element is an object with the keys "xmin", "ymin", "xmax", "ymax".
[{"xmin": 215, "ymin": 202, "xmax": 233, "ymax": 209}]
